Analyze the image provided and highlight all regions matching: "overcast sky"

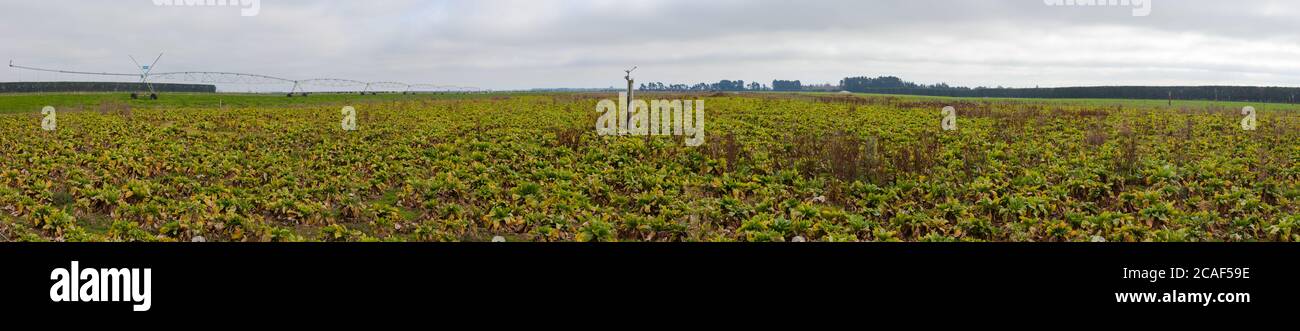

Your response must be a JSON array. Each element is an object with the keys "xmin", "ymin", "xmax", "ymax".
[{"xmin": 2, "ymin": 0, "xmax": 1300, "ymax": 91}]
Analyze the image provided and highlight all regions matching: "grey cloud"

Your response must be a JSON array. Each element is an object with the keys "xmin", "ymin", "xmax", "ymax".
[{"xmin": 2, "ymin": 0, "xmax": 1299, "ymax": 90}]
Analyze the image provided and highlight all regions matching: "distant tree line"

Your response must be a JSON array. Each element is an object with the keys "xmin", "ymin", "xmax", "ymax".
[
  {"xmin": 639, "ymin": 80, "xmax": 770, "ymax": 92},
  {"xmin": 842, "ymin": 76, "xmax": 915, "ymax": 90},
  {"xmin": 636, "ymin": 75, "xmax": 1300, "ymax": 103},
  {"xmin": 840, "ymin": 76, "xmax": 956, "ymax": 91},
  {"xmin": 836, "ymin": 76, "xmax": 1300, "ymax": 103},
  {"xmin": 849, "ymin": 85, "xmax": 1300, "ymax": 103},
  {"xmin": 772, "ymin": 80, "xmax": 802, "ymax": 91}
]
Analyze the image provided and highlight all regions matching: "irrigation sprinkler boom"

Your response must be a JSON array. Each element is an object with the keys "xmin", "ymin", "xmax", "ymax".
[
  {"xmin": 405, "ymin": 84, "xmax": 480, "ymax": 93},
  {"xmin": 8, "ymin": 61, "xmax": 140, "ymax": 77},
  {"xmin": 8, "ymin": 60, "xmax": 291, "ymax": 85},
  {"xmin": 149, "ymin": 71, "xmax": 302, "ymax": 96},
  {"xmin": 370, "ymin": 81, "xmax": 408, "ymax": 91},
  {"xmin": 298, "ymin": 78, "xmax": 368, "ymax": 88},
  {"xmin": 8, "ymin": 56, "xmax": 479, "ymax": 97},
  {"xmin": 152, "ymin": 71, "xmax": 295, "ymax": 84}
]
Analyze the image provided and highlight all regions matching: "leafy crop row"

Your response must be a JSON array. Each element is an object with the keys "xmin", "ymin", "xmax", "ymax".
[{"xmin": 1, "ymin": 94, "xmax": 1297, "ymax": 242}]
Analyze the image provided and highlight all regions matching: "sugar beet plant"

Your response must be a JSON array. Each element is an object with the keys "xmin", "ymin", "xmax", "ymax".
[{"xmin": 0, "ymin": 94, "xmax": 1297, "ymax": 242}]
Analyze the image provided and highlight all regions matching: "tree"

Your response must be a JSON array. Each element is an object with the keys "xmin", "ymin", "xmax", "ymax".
[{"xmin": 772, "ymin": 80, "xmax": 802, "ymax": 91}]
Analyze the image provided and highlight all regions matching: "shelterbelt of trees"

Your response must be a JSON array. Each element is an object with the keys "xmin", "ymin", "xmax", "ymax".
[{"xmin": 637, "ymin": 76, "xmax": 1300, "ymax": 103}]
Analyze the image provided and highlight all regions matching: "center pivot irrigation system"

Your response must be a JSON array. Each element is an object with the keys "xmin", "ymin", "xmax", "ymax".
[{"xmin": 8, "ymin": 53, "xmax": 483, "ymax": 99}]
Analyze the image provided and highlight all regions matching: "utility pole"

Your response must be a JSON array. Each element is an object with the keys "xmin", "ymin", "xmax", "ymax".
[
  {"xmin": 624, "ymin": 66, "xmax": 637, "ymax": 109},
  {"xmin": 624, "ymin": 66, "xmax": 637, "ymax": 130}
]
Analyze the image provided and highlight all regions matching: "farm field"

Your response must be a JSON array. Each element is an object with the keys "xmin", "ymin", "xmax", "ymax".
[{"xmin": 1, "ymin": 92, "xmax": 1298, "ymax": 242}]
